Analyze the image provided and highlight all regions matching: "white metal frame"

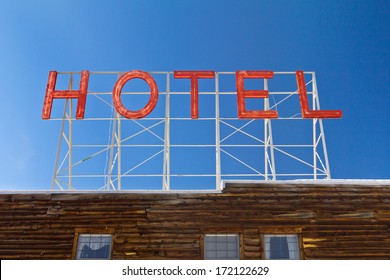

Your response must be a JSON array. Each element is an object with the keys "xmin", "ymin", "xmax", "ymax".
[{"xmin": 49, "ymin": 71, "xmax": 332, "ymax": 191}]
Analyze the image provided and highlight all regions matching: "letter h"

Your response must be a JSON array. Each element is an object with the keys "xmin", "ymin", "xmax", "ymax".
[{"xmin": 42, "ymin": 70, "xmax": 90, "ymax": 119}]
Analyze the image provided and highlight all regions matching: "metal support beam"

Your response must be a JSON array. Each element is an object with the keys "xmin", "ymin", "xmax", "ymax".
[
  {"xmin": 163, "ymin": 72, "xmax": 171, "ymax": 190},
  {"xmin": 215, "ymin": 73, "xmax": 221, "ymax": 189},
  {"xmin": 50, "ymin": 71, "xmax": 335, "ymax": 190}
]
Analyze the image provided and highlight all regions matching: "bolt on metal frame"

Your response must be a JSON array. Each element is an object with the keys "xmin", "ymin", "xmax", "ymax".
[{"xmin": 49, "ymin": 71, "xmax": 332, "ymax": 191}]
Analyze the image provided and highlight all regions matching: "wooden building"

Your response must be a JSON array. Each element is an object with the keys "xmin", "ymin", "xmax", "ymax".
[{"xmin": 1, "ymin": 181, "xmax": 390, "ymax": 260}]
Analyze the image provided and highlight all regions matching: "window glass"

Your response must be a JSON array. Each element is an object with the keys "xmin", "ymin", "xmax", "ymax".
[
  {"xmin": 264, "ymin": 234, "xmax": 299, "ymax": 260},
  {"xmin": 76, "ymin": 234, "xmax": 112, "ymax": 259},
  {"xmin": 204, "ymin": 234, "xmax": 239, "ymax": 260}
]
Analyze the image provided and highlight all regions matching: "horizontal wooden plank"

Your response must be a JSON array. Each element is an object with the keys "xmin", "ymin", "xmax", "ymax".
[{"xmin": 1, "ymin": 183, "xmax": 390, "ymax": 259}]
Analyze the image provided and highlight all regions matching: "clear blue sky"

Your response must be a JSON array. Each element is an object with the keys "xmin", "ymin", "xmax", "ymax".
[{"xmin": 0, "ymin": 0, "xmax": 389, "ymax": 190}]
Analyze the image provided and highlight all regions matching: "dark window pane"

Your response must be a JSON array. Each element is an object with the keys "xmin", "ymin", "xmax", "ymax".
[
  {"xmin": 269, "ymin": 237, "xmax": 289, "ymax": 259},
  {"xmin": 204, "ymin": 234, "xmax": 239, "ymax": 260},
  {"xmin": 76, "ymin": 234, "xmax": 112, "ymax": 259},
  {"xmin": 80, "ymin": 244, "xmax": 110, "ymax": 259}
]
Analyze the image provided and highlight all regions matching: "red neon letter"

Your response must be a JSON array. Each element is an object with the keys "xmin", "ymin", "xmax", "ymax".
[
  {"xmin": 296, "ymin": 71, "xmax": 342, "ymax": 118},
  {"xmin": 236, "ymin": 71, "xmax": 278, "ymax": 119},
  {"xmin": 174, "ymin": 70, "xmax": 215, "ymax": 119},
  {"xmin": 112, "ymin": 71, "xmax": 158, "ymax": 119},
  {"xmin": 42, "ymin": 70, "xmax": 90, "ymax": 119}
]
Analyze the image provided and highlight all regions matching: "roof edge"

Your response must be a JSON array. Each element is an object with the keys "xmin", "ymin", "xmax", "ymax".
[
  {"xmin": 222, "ymin": 179, "xmax": 390, "ymax": 188},
  {"xmin": 2, "ymin": 179, "xmax": 390, "ymax": 194}
]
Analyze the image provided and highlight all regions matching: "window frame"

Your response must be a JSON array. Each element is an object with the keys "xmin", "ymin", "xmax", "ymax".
[
  {"xmin": 203, "ymin": 233, "xmax": 241, "ymax": 260},
  {"xmin": 262, "ymin": 233, "xmax": 301, "ymax": 260},
  {"xmin": 72, "ymin": 228, "xmax": 114, "ymax": 260}
]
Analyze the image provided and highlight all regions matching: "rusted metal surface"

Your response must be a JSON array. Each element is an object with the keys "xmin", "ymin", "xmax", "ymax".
[
  {"xmin": 42, "ymin": 70, "xmax": 89, "ymax": 119},
  {"xmin": 173, "ymin": 70, "xmax": 215, "ymax": 119},
  {"xmin": 296, "ymin": 70, "xmax": 342, "ymax": 119},
  {"xmin": 113, "ymin": 70, "xmax": 159, "ymax": 119},
  {"xmin": 236, "ymin": 70, "xmax": 278, "ymax": 119}
]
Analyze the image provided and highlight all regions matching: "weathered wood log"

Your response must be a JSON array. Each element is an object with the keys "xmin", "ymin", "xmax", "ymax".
[{"xmin": 0, "ymin": 183, "xmax": 390, "ymax": 259}]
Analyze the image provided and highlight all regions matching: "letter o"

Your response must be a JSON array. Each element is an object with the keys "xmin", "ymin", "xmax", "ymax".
[{"xmin": 112, "ymin": 71, "xmax": 158, "ymax": 119}]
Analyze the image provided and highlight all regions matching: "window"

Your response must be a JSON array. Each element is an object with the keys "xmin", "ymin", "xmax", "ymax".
[
  {"xmin": 76, "ymin": 234, "xmax": 112, "ymax": 259},
  {"xmin": 264, "ymin": 234, "xmax": 300, "ymax": 259},
  {"xmin": 204, "ymin": 234, "xmax": 239, "ymax": 260}
]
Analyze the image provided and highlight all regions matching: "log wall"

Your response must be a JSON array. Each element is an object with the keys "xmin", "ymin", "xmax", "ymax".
[{"xmin": 0, "ymin": 182, "xmax": 389, "ymax": 259}]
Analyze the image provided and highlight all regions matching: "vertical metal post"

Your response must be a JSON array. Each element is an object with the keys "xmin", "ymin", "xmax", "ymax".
[
  {"xmin": 264, "ymin": 79, "xmax": 269, "ymax": 180},
  {"xmin": 264, "ymin": 98, "xmax": 268, "ymax": 179},
  {"xmin": 264, "ymin": 78, "xmax": 276, "ymax": 180},
  {"xmin": 268, "ymin": 116, "xmax": 276, "ymax": 180},
  {"xmin": 215, "ymin": 73, "xmax": 221, "ymax": 190},
  {"xmin": 163, "ymin": 72, "xmax": 171, "ymax": 190},
  {"xmin": 51, "ymin": 100, "xmax": 68, "ymax": 190},
  {"xmin": 106, "ymin": 111, "xmax": 118, "ymax": 190},
  {"xmin": 68, "ymin": 74, "xmax": 73, "ymax": 190},
  {"xmin": 117, "ymin": 110, "xmax": 122, "ymax": 190},
  {"xmin": 114, "ymin": 72, "xmax": 122, "ymax": 190},
  {"xmin": 313, "ymin": 73, "xmax": 331, "ymax": 179},
  {"xmin": 312, "ymin": 73, "xmax": 318, "ymax": 179}
]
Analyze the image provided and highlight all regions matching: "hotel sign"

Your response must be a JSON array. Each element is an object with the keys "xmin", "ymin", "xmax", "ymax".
[
  {"xmin": 42, "ymin": 70, "xmax": 341, "ymax": 190},
  {"xmin": 42, "ymin": 70, "xmax": 342, "ymax": 120}
]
